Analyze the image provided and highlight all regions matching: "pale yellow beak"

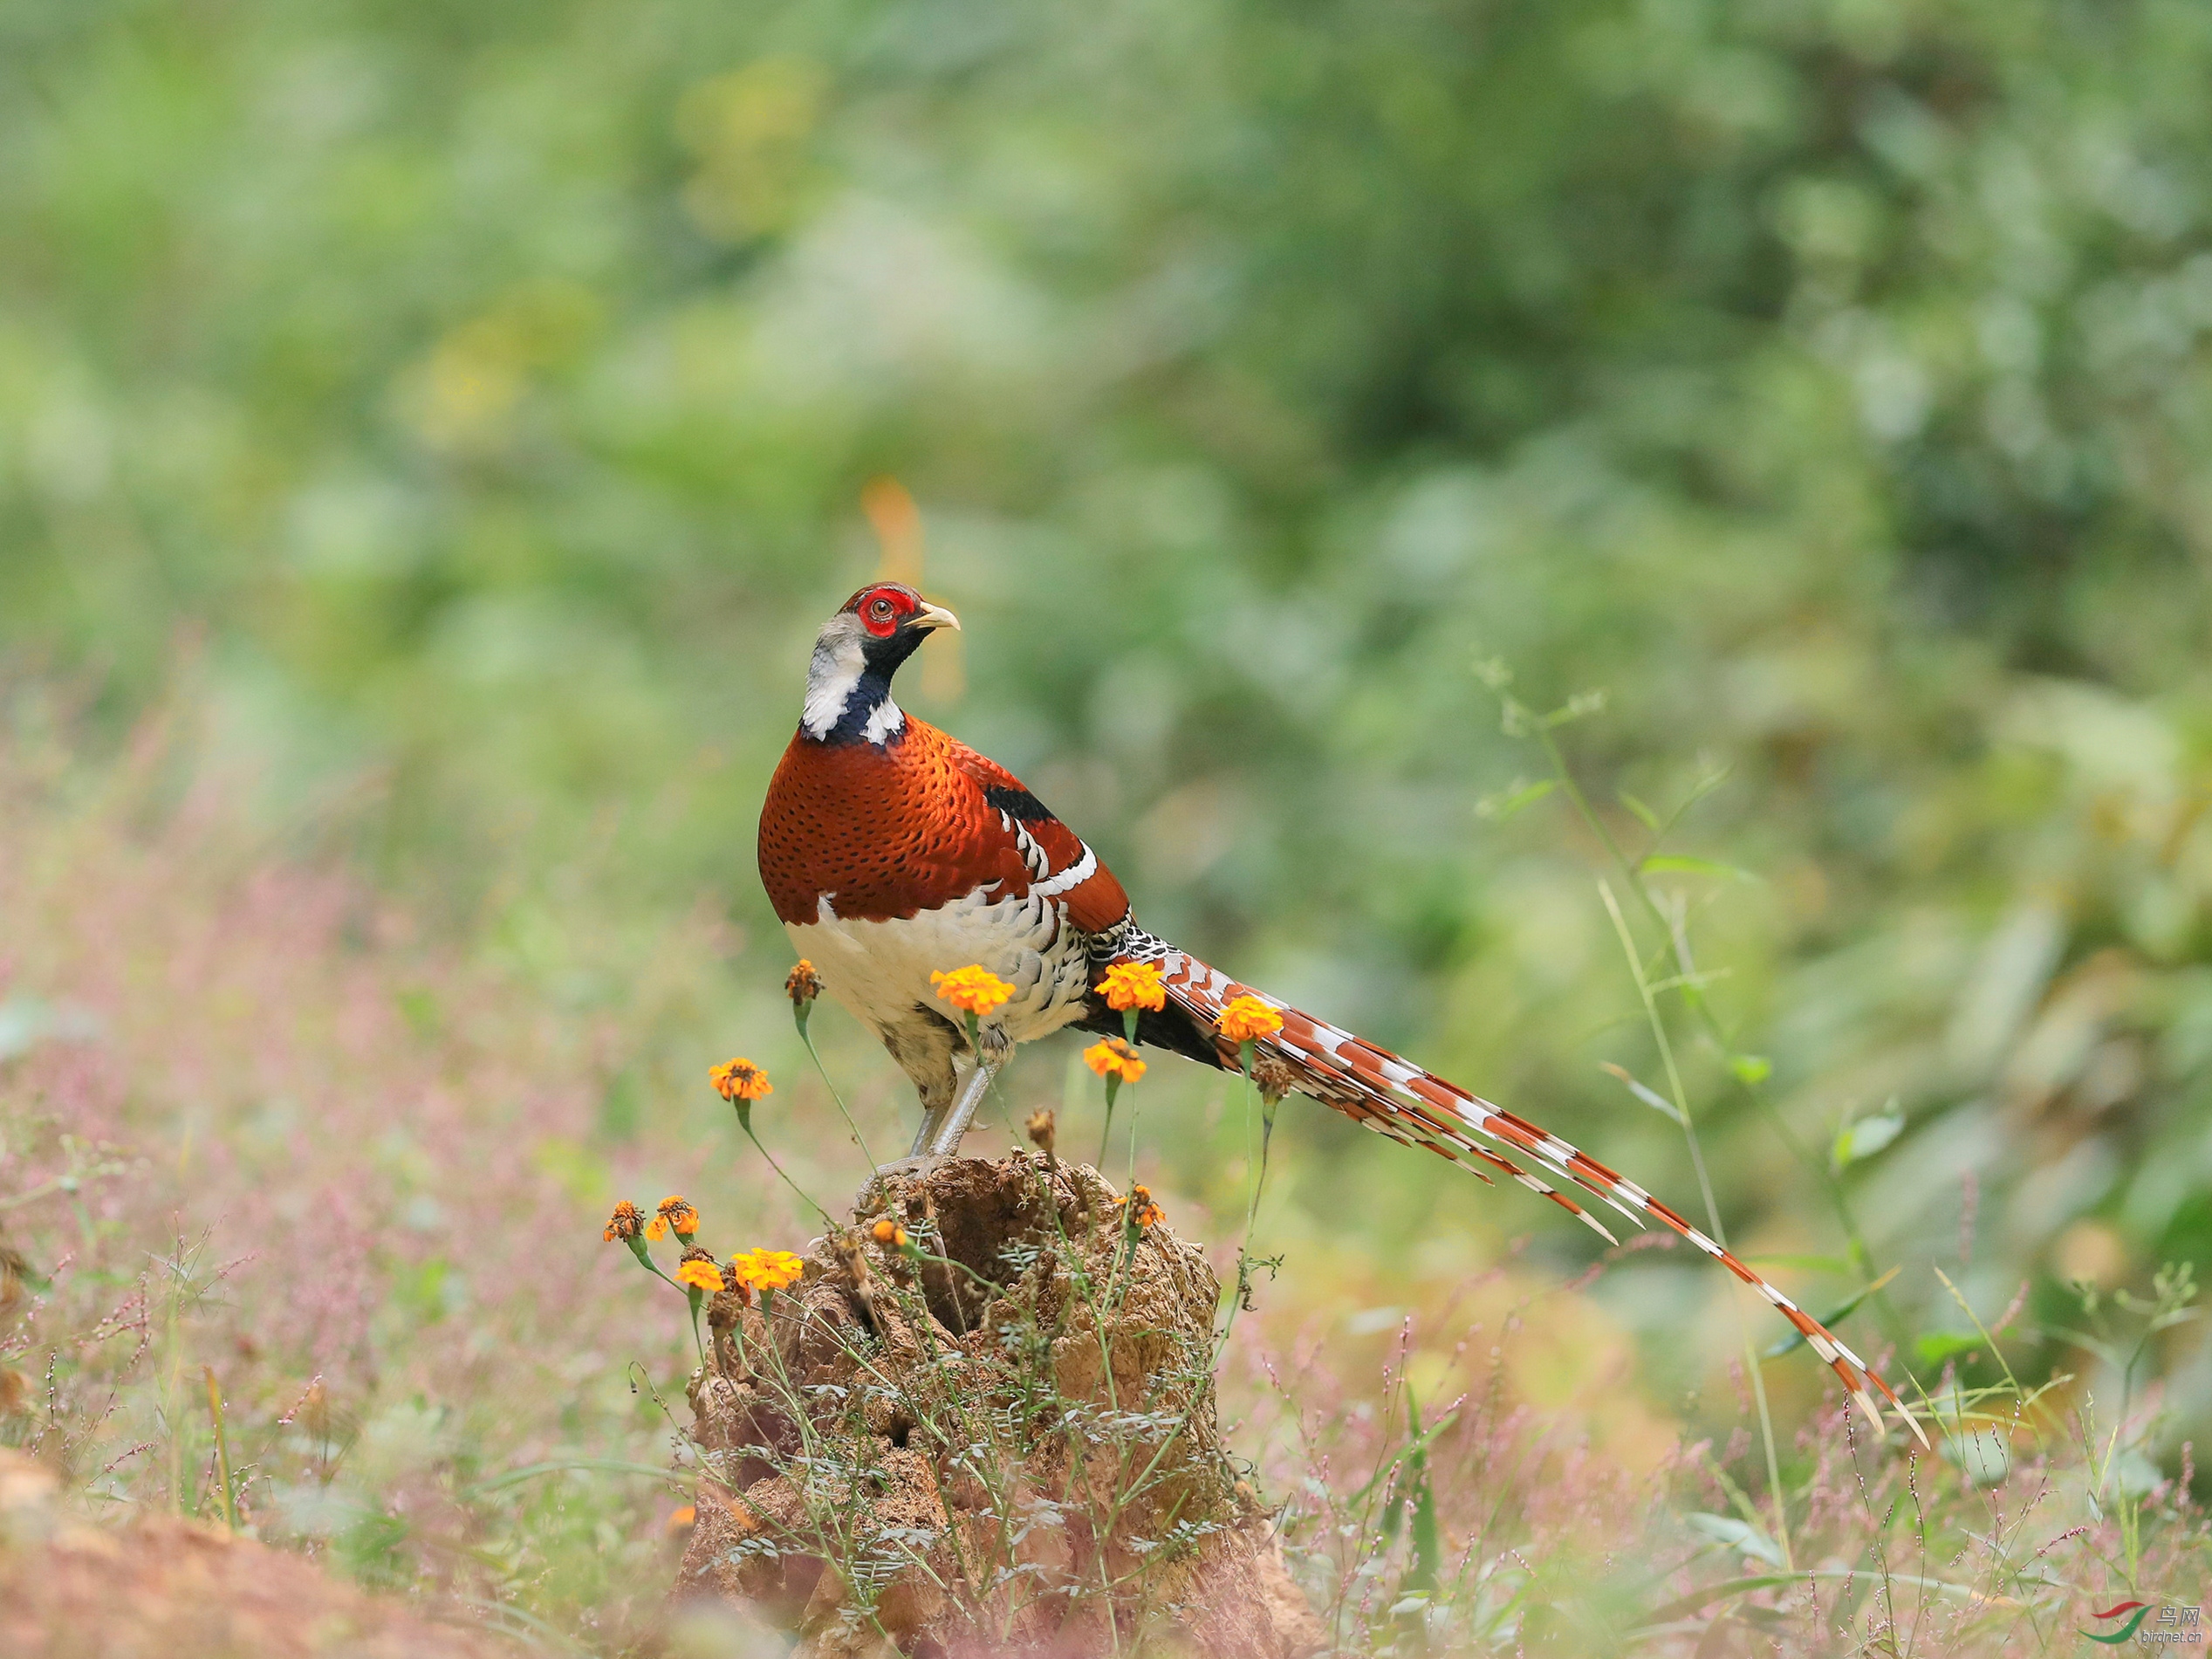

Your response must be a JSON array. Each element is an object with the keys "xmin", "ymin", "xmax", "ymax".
[{"xmin": 913, "ymin": 601, "xmax": 961, "ymax": 633}]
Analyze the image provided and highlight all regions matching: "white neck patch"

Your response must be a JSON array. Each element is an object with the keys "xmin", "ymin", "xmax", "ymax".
[
  {"xmin": 863, "ymin": 698, "xmax": 905, "ymax": 744},
  {"xmin": 802, "ymin": 620, "xmax": 902, "ymax": 744},
  {"xmin": 802, "ymin": 631, "xmax": 864, "ymax": 737}
]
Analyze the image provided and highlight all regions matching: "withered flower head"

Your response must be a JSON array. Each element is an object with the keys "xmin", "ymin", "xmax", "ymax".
[
  {"xmin": 832, "ymin": 1232, "xmax": 873, "ymax": 1290},
  {"xmin": 785, "ymin": 959, "xmax": 822, "ymax": 1007},
  {"xmin": 1250, "ymin": 1057, "xmax": 1300, "ymax": 1103},
  {"xmin": 1024, "ymin": 1108, "xmax": 1057, "ymax": 1156},
  {"xmin": 710, "ymin": 1058, "xmax": 772, "ymax": 1102},
  {"xmin": 648, "ymin": 1196, "xmax": 700, "ymax": 1240},
  {"xmin": 603, "ymin": 1200, "xmax": 646, "ymax": 1243}
]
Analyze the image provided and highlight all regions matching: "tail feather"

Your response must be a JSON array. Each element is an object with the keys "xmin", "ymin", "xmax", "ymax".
[{"xmin": 1136, "ymin": 944, "xmax": 1925, "ymax": 1447}]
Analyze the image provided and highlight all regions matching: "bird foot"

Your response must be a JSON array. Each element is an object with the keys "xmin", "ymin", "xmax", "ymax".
[{"xmin": 871, "ymin": 1154, "xmax": 948, "ymax": 1184}]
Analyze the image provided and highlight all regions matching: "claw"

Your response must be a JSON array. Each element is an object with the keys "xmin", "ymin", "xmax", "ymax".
[{"xmin": 873, "ymin": 1154, "xmax": 949, "ymax": 1183}]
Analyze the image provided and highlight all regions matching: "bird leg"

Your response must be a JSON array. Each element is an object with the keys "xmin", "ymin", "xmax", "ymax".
[
  {"xmin": 916, "ymin": 1049, "xmax": 1002, "ymax": 1159},
  {"xmin": 897, "ymin": 1040, "xmax": 970, "ymax": 1162},
  {"xmin": 904, "ymin": 1089, "xmax": 954, "ymax": 1163}
]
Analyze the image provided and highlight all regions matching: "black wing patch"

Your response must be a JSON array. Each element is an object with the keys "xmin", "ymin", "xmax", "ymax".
[
  {"xmin": 983, "ymin": 785, "xmax": 1054, "ymax": 823},
  {"xmin": 1073, "ymin": 997, "xmax": 1229, "ymax": 1070}
]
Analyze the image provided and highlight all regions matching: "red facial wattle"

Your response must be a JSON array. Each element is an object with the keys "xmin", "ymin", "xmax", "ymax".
[{"xmin": 859, "ymin": 587, "xmax": 913, "ymax": 637}]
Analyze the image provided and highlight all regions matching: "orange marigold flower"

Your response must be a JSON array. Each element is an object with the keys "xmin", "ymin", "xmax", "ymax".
[
  {"xmin": 930, "ymin": 965, "xmax": 1014, "ymax": 1018},
  {"xmin": 1123, "ymin": 1184, "xmax": 1164, "ymax": 1231},
  {"xmin": 648, "ymin": 1196, "xmax": 700, "ymax": 1240},
  {"xmin": 870, "ymin": 1217, "xmax": 908, "ymax": 1250},
  {"xmin": 732, "ymin": 1249, "xmax": 805, "ymax": 1292},
  {"xmin": 675, "ymin": 1258, "xmax": 726, "ymax": 1293},
  {"xmin": 785, "ymin": 959, "xmax": 822, "ymax": 1006},
  {"xmin": 1216, "ymin": 995, "xmax": 1283, "ymax": 1044},
  {"xmin": 710, "ymin": 1057, "xmax": 772, "ymax": 1102},
  {"xmin": 1083, "ymin": 1038, "xmax": 1147, "ymax": 1083},
  {"xmin": 603, "ymin": 1200, "xmax": 646, "ymax": 1243},
  {"xmin": 1099, "ymin": 960, "xmax": 1166, "ymax": 1013}
]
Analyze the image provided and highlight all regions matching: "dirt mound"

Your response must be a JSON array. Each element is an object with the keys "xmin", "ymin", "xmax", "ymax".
[
  {"xmin": 0, "ymin": 1450, "xmax": 517, "ymax": 1659},
  {"xmin": 672, "ymin": 1155, "xmax": 1324, "ymax": 1659}
]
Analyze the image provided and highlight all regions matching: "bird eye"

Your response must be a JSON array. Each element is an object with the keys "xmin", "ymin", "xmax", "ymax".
[{"xmin": 871, "ymin": 598, "xmax": 894, "ymax": 619}]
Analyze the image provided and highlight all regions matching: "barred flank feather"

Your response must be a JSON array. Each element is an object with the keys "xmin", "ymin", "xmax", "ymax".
[{"xmin": 1137, "ymin": 945, "xmax": 1927, "ymax": 1447}]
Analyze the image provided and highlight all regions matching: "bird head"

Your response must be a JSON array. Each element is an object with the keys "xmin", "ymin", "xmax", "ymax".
[
  {"xmin": 839, "ymin": 582, "xmax": 959, "ymax": 658},
  {"xmin": 801, "ymin": 583, "xmax": 960, "ymax": 743}
]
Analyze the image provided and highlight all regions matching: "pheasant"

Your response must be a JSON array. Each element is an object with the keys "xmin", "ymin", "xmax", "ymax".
[{"xmin": 757, "ymin": 582, "xmax": 1921, "ymax": 1437}]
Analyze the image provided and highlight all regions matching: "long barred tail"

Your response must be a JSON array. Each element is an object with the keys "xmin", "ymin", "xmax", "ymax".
[{"xmin": 1140, "ymin": 943, "xmax": 1925, "ymax": 1446}]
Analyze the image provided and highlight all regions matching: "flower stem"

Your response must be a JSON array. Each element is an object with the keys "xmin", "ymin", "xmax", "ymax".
[
  {"xmin": 741, "ymin": 1120, "xmax": 835, "ymax": 1227},
  {"xmin": 1247, "ymin": 1097, "xmax": 1278, "ymax": 1238},
  {"xmin": 625, "ymin": 1236, "xmax": 685, "ymax": 1292},
  {"xmin": 1097, "ymin": 1075, "xmax": 1121, "ymax": 1168},
  {"xmin": 797, "ymin": 1018, "xmax": 879, "ymax": 1171},
  {"xmin": 1222, "ymin": 1045, "xmax": 1276, "ymax": 1348}
]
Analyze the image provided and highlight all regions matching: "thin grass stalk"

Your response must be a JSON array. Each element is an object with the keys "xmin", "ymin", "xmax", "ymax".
[
  {"xmin": 1600, "ymin": 878, "xmax": 1793, "ymax": 1572},
  {"xmin": 202, "ymin": 1365, "xmax": 236, "ymax": 1530},
  {"xmin": 1534, "ymin": 722, "xmax": 1907, "ymax": 1339}
]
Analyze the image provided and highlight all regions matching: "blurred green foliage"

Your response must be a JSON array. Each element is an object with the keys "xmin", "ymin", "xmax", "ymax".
[{"xmin": 5, "ymin": 0, "xmax": 2212, "ymax": 1453}]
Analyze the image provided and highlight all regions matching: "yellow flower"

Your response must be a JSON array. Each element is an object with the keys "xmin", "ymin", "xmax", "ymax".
[
  {"xmin": 647, "ymin": 1196, "xmax": 700, "ymax": 1240},
  {"xmin": 930, "ymin": 965, "xmax": 1014, "ymax": 1018},
  {"xmin": 710, "ymin": 1058, "xmax": 772, "ymax": 1102},
  {"xmin": 870, "ymin": 1217, "xmax": 909, "ymax": 1250},
  {"xmin": 1083, "ymin": 1038, "xmax": 1147, "ymax": 1083},
  {"xmin": 603, "ymin": 1201, "xmax": 645, "ymax": 1243},
  {"xmin": 732, "ymin": 1249, "xmax": 805, "ymax": 1292},
  {"xmin": 1216, "ymin": 995, "xmax": 1283, "ymax": 1045},
  {"xmin": 1024, "ymin": 1108, "xmax": 1056, "ymax": 1156},
  {"xmin": 1099, "ymin": 960, "xmax": 1167, "ymax": 1013},
  {"xmin": 785, "ymin": 959, "xmax": 822, "ymax": 1007},
  {"xmin": 675, "ymin": 1258, "xmax": 726, "ymax": 1293}
]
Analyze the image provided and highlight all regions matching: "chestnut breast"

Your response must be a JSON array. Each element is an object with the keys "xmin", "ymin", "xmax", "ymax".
[{"xmin": 758, "ymin": 722, "xmax": 1032, "ymax": 926}]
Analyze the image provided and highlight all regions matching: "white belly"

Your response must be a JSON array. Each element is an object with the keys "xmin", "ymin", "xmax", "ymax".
[{"xmin": 785, "ymin": 887, "xmax": 1094, "ymax": 1051}]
